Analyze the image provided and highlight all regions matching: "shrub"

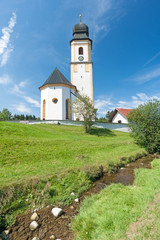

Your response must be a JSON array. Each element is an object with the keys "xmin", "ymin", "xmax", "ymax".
[{"xmin": 128, "ymin": 100, "xmax": 160, "ymax": 153}]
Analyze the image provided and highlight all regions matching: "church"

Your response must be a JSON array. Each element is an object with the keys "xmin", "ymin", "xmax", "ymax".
[{"xmin": 39, "ymin": 16, "xmax": 93, "ymax": 120}]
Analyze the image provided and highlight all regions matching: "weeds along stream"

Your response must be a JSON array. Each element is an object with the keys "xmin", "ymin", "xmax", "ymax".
[{"xmin": 6, "ymin": 154, "xmax": 159, "ymax": 240}]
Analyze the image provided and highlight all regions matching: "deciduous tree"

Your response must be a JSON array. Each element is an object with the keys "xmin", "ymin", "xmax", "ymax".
[
  {"xmin": 72, "ymin": 94, "xmax": 97, "ymax": 133},
  {"xmin": 0, "ymin": 108, "xmax": 12, "ymax": 120},
  {"xmin": 128, "ymin": 99, "xmax": 160, "ymax": 153}
]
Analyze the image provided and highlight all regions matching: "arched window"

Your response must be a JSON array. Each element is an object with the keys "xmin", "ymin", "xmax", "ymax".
[
  {"xmin": 79, "ymin": 47, "xmax": 83, "ymax": 55},
  {"xmin": 66, "ymin": 99, "xmax": 70, "ymax": 120},
  {"xmin": 43, "ymin": 99, "xmax": 46, "ymax": 120}
]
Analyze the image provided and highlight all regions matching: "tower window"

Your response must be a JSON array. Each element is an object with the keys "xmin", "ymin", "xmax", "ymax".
[{"xmin": 79, "ymin": 47, "xmax": 83, "ymax": 55}]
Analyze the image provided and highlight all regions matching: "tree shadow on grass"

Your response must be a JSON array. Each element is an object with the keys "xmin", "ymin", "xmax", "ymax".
[{"xmin": 89, "ymin": 128, "xmax": 116, "ymax": 137}]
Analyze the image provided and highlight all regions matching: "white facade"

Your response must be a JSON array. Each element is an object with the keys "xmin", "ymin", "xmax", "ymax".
[
  {"xmin": 39, "ymin": 20, "xmax": 93, "ymax": 121},
  {"xmin": 40, "ymin": 86, "xmax": 75, "ymax": 120},
  {"xmin": 70, "ymin": 40, "xmax": 93, "ymax": 101},
  {"xmin": 112, "ymin": 112, "xmax": 128, "ymax": 124}
]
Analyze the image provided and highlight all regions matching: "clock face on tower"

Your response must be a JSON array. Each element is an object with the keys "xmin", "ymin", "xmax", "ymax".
[{"xmin": 78, "ymin": 56, "xmax": 84, "ymax": 61}]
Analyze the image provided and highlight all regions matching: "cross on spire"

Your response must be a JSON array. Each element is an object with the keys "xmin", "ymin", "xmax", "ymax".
[{"xmin": 79, "ymin": 14, "xmax": 82, "ymax": 23}]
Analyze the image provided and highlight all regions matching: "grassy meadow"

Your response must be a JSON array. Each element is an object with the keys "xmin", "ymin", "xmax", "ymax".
[
  {"xmin": 0, "ymin": 122, "xmax": 144, "ymax": 187},
  {"xmin": 0, "ymin": 121, "xmax": 146, "ymax": 231}
]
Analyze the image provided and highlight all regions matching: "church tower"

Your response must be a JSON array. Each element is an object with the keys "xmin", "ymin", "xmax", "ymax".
[{"xmin": 70, "ymin": 15, "xmax": 93, "ymax": 101}]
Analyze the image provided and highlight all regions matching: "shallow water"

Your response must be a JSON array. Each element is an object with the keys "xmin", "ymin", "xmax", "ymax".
[{"xmin": 91, "ymin": 155, "xmax": 154, "ymax": 193}]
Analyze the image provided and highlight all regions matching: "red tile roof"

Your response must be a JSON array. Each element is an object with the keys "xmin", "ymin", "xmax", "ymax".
[
  {"xmin": 116, "ymin": 108, "xmax": 132, "ymax": 117},
  {"xmin": 109, "ymin": 108, "xmax": 133, "ymax": 122}
]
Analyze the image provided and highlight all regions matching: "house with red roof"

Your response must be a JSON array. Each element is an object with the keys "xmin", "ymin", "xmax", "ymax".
[{"xmin": 109, "ymin": 108, "xmax": 133, "ymax": 124}]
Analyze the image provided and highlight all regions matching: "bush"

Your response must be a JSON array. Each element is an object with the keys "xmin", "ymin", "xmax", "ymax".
[{"xmin": 128, "ymin": 100, "xmax": 160, "ymax": 153}]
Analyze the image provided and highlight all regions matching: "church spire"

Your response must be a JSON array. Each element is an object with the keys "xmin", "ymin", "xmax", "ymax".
[{"xmin": 79, "ymin": 14, "xmax": 82, "ymax": 23}]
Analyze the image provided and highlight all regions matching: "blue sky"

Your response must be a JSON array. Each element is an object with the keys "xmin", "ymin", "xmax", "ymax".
[{"xmin": 0, "ymin": 0, "xmax": 160, "ymax": 117}]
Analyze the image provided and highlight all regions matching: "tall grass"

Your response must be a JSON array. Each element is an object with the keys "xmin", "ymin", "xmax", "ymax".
[{"xmin": 72, "ymin": 158, "xmax": 160, "ymax": 240}]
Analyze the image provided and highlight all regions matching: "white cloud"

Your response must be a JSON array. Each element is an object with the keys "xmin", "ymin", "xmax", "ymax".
[
  {"xmin": 95, "ymin": 93, "xmax": 160, "ymax": 117},
  {"xmin": 10, "ymin": 80, "xmax": 29, "ymax": 95},
  {"xmin": 9, "ymin": 80, "xmax": 40, "ymax": 108},
  {"xmin": 136, "ymin": 93, "xmax": 148, "ymax": 101},
  {"xmin": 11, "ymin": 84, "xmax": 24, "ymax": 94},
  {"xmin": 144, "ymin": 51, "xmax": 160, "ymax": 67},
  {"xmin": 12, "ymin": 104, "xmax": 31, "ymax": 113},
  {"xmin": 23, "ymin": 96, "xmax": 40, "ymax": 108},
  {"xmin": 62, "ymin": 0, "xmax": 129, "ymax": 41},
  {"xmin": 126, "ymin": 64, "xmax": 160, "ymax": 84},
  {"xmin": 0, "ymin": 74, "xmax": 12, "ymax": 85},
  {"xmin": 132, "ymin": 96, "xmax": 138, "ymax": 100},
  {"xmin": 0, "ymin": 12, "xmax": 17, "ymax": 67},
  {"xmin": 135, "ymin": 67, "xmax": 160, "ymax": 84},
  {"xmin": 94, "ymin": 97, "xmax": 114, "ymax": 115},
  {"xmin": 0, "ymin": 46, "xmax": 13, "ymax": 67},
  {"xmin": 19, "ymin": 80, "xmax": 28, "ymax": 88},
  {"xmin": 85, "ymin": 0, "xmax": 127, "ymax": 40}
]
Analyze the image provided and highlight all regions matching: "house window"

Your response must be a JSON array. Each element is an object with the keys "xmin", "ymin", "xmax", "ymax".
[
  {"xmin": 79, "ymin": 47, "xmax": 83, "ymax": 55},
  {"xmin": 52, "ymin": 98, "xmax": 58, "ymax": 104}
]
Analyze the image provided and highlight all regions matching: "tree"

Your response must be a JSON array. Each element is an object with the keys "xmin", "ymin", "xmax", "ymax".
[
  {"xmin": 106, "ymin": 110, "xmax": 114, "ymax": 120},
  {"xmin": 128, "ymin": 99, "xmax": 160, "ymax": 153},
  {"xmin": 0, "ymin": 108, "xmax": 12, "ymax": 120},
  {"xmin": 72, "ymin": 94, "xmax": 97, "ymax": 133}
]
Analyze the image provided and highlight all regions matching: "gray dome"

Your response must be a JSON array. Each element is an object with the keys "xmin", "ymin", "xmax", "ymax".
[
  {"xmin": 73, "ymin": 22, "xmax": 89, "ymax": 37},
  {"xmin": 70, "ymin": 17, "xmax": 92, "ymax": 46}
]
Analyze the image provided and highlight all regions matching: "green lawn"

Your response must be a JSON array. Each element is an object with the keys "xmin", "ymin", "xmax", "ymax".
[{"xmin": 0, "ymin": 122, "xmax": 143, "ymax": 187}]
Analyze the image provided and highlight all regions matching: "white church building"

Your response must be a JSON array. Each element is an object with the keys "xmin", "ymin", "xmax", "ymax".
[{"xmin": 39, "ymin": 16, "xmax": 93, "ymax": 120}]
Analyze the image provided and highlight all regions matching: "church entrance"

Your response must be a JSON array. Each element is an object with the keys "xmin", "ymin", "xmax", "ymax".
[
  {"xmin": 43, "ymin": 99, "xmax": 46, "ymax": 120},
  {"xmin": 66, "ymin": 99, "xmax": 70, "ymax": 120}
]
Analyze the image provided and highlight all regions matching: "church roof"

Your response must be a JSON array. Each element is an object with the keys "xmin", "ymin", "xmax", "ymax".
[{"xmin": 39, "ymin": 67, "xmax": 74, "ymax": 89}]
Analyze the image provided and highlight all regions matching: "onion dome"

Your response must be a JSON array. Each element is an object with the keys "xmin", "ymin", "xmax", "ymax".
[{"xmin": 72, "ymin": 14, "xmax": 90, "ymax": 40}]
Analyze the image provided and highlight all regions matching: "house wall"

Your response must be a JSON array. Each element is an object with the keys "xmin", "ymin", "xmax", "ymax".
[
  {"xmin": 40, "ymin": 86, "xmax": 73, "ymax": 120},
  {"xmin": 112, "ymin": 112, "xmax": 128, "ymax": 124}
]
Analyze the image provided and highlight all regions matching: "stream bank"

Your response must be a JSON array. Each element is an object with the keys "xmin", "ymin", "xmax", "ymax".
[{"xmin": 3, "ymin": 154, "xmax": 159, "ymax": 240}]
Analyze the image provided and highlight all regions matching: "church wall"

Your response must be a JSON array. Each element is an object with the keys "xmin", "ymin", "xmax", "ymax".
[
  {"xmin": 62, "ymin": 86, "xmax": 72, "ymax": 120},
  {"xmin": 41, "ymin": 87, "xmax": 63, "ymax": 120},
  {"xmin": 41, "ymin": 86, "xmax": 75, "ymax": 120},
  {"xmin": 72, "ymin": 63, "xmax": 92, "ymax": 100},
  {"xmin": 112, "ymin": 112, "xmax": 128, "ymax": 124}
]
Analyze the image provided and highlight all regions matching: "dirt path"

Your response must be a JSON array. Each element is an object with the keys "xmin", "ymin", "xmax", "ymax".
[{"xmin": 7, "ymin": 154, "xmax": 157, "ymax": 240}]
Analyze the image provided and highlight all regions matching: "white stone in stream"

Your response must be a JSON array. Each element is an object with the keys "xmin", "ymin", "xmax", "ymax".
[
  {"xmin": 74, "ymin": 198, "xmax": 79, "ymax": 203},
  {"xmin": 4, "ymin": 230, "xmax": 10, "ymax": 235},
  {"xmin": 30, "ymin": 221, "xmax": 39, "ymax": 231},
  {"xmin": 50, "ymin": 235, "xmax": 55, "ymax": 239},
  {"xmin": 31, "ymin": 212, "xmax": 39, "ymax": 221},
  {"xmin": 51, "ymin": 207, "xmax": 63, "ymax": 217}
]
